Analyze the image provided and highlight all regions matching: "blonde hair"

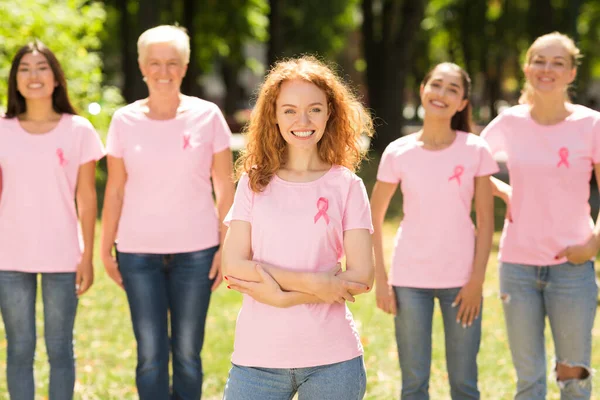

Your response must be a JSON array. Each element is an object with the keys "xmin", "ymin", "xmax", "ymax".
[
  {"xmin": 519, "ymin": 32, "xmax": 581, "ymax": 105},
  {"xmin": 137, "ymin": 25, "xmax": 190, "ymax": 64},
  {"xmin": 236, "ymin": 56, "xmax": 374, "ymax": 193}
]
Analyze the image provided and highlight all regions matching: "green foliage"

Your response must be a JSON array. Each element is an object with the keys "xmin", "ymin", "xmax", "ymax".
[
  {"xmin": 276, "ymin": 0, "xmax": 360, "ymax": 58},
  {"xmin": 0, "ymin": 0, "xmax": 123, "ymax": 136},
  {"xmin": 194, "ymin": 0, "xmax": 270, "ymax": 71}
]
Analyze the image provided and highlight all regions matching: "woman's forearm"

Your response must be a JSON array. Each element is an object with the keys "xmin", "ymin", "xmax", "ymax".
[{"xmin": 100, "ymin": 193, "xmax": 123, "ymax": 256}]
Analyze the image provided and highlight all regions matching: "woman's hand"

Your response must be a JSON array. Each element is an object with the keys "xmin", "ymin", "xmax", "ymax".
[
  {"xmin": 453, "ymin": 279, "xmax": 483, "ymax": 328},
  {"xmin": 76, "ymin": 259, "xmax": 94, "ymax": 296},
  {"xmin": 556, "ymin": 236, "xmax": 599, "ymax": 265},
  {"xmin": 226, "ymin": 264, "xmax": 290, "ymax": 307},
  {"xmin": 375, "ymin": 281, "xmax": 397, "ymax": 315},
  {"xmin": 209, "ymin": 249, "xmax": 223, "ymax": 291},
  {"xmin": 102, "ymin": 253, "xmax": 124, "ymax": 289},
  {"xmin": 310, "ymin": 264, "xmax": 369, "ymax": 304}
]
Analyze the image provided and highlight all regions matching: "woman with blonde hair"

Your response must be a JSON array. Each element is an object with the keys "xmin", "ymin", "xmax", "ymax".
[
  {"xmin": 221, "ymin": 56, "xmax": 374, "ymax": 399},
  {"xmin": 482, "ymin": 32, "xmax": 599, "ymax": 399},
  {"xmin": 100, "ymin": 25, "xmax": 235, "ymax": 399}
]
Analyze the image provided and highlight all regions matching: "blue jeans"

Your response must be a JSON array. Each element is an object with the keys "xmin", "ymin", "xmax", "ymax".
[
  {"xmin": 393, "ymin": 286, "xmax": 481, "ymax": 400},
  {"xmin": 500, "ymin": 261, "xmax": 598, "ymax": 400},
  {"xmin": 222, "ymin": 356, "xmax": 366, "ymax": 400},
  {"xmin": 0, "ymin": 271, "xmax": 78, "ymax": 400},
  {"xmin": 117, "ymin": 245, "xmax": 218, "ymax": 400}
]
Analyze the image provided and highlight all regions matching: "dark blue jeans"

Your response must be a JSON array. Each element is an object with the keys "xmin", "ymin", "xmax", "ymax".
[
  {"xmin": 0, "ymin": 271, "xmax": 78, "ymax": 400},
  {"xmin": 117, "ymin": 245, "xmax": 218, "ymax": 400}
]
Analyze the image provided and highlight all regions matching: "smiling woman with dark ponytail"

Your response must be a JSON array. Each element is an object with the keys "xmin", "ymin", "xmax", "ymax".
[
  {"xmin": 371, "ymin": 62, "xmax": 498, "ymax": 399},
  {"xmin": 0, "ymin": 40, "xmax": 105, "ymax": 400}
]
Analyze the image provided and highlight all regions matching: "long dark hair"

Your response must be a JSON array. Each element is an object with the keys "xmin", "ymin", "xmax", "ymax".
[
  {"xmin": 5, "ymin": 40, "xmax": 77, "ymax": 118},
  {"xmin": 421, "ymin": 62, "xmax": 473, "ymax": 133}
]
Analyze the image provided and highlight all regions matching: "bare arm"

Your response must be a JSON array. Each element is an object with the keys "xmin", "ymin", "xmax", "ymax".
[
  {"xmin": 370, "ymin": 180, "xmax": 399, "ymax": 314},
  {"xmin": 209, "ymin": 148, "xmax": 235, "ymax": 290},
  {"xmin": 490, "ymin": 176, "xmax": 511, "ymax": 202},
  {"xmin": 75, "ymin": 161, "xmax": 98, "ymax": 295},
  {"xmin": 100, "ymin": 156, "xmax": 127, "ymax": 288},
  {"xmin": 556, "ymin": 163, "xmax": 600, "ymax": 262},
  {"xmin": 222, "ymin": 220, "xmax": 367, "ymax": 304},
  {"xmin": 454, "ymin": 175, "xmax": 494, "ymax": 326}
]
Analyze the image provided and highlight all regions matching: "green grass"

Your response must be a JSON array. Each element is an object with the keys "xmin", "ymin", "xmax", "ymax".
[{"xmin": 1, "ymin": 225, "xmax": 599, "ymax": 399}]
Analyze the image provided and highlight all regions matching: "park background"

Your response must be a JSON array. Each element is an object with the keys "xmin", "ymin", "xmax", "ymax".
[{"xmin": 1, "ymin": 0, "xmax": 600, "ymax": 398}]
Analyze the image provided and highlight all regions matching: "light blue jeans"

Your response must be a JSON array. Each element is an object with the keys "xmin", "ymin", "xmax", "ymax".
[
  {"xmin": 0, "ymin": 271, "xmax": 78, "ymax": 400},
  {"xmin": 222, "ymin": 356, "xmax": 366, "ymax": 400},
  {"xmin": 500, "ymin": 261, "xmax": 598, "ymax": 400},
  {"xmin": 393, "ymin": 286, "xmax": 481, "ymax": 400}
]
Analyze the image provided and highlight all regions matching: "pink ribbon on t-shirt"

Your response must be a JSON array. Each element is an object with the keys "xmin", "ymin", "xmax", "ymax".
[
  {"xmin": 448, "ymin": 165, "xmax": 464, "ymax": 185},
  {"xmin": 557, "ymin": 147, "xmax": 570, "ymax": 168},
  {"xmin": 56, "ymin": 148, "xmax": 68, "ymax": 166},
  {"xmin": 183, "ymin": 133, "xmax": 191, "ymax": 150},
  {"xmin": 314, "ymin": 197, "xmax": 330, "ymax": 225}
]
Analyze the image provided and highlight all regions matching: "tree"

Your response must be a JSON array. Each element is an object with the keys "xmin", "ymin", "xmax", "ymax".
[{"xmin": 362, "ymin": 0, "xmax": 426, "ymax": 153}]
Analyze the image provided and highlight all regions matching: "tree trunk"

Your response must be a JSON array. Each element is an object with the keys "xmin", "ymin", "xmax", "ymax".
[
  {"xmin": 364, "ymin": 0, "xmax": 426, "ymax": 154},
  {"xmin": 181, "ymin": 0, "xmax": 204, "ymax": 97},
  {"xmin": 267, "ymin": 0, "xmax": 284, "ymax": 68},
  {"xmin": 118, "ymin": 0, "xmax": 136, "ymax": 103}
]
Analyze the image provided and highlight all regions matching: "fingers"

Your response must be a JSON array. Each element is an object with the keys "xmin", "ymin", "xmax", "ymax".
[
  {"xmin": 506, "ymin": 204, "xmax": 513, "ymax": 223},
  {"xmin": 210, "ymin": 271, "xmax": 223, "ymax": 292},
  {"xmin": 342, "ymin": 292, "xmax": 356, "ymax": 303},
  {"xmin": 75, "ymin": 270, "xmax": 82, "ymax": 294},
  {"xmin": 343, "ymin": 281, "xmax": 369, "ymax": 293},
  {"xmin": 77, "ymin": 276, "xmax": 93, "ymax": 296},
  {"xmin": 389, "ymin": 296, "xmax": 398, "ymax": 316},
  {"xmin": 208, "ymin": 258, "xmax": 219, "ymax": 280},
  {"xmin": 555, "ymin": 246, "xmax": 570, "ymax": 260}
]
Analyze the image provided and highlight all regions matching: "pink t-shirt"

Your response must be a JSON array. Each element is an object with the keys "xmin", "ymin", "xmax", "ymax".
[
  {"xmin": 224, "ymin": 166, "xmax": 373, "ymax": 368},
  {"xmin": 481, "ymin": 104, "xmax": 600, "ymax": 266},
  {"xmin": 106, "ymin": 98, "xmax": 231, "ymax": 253},
  {"xmin": 0, "ymin": 114, "xmax": 105, "ymax": 272},
  {"xmin": 377, "ymin": 131, "xmax": 498, "ymax": 288}
]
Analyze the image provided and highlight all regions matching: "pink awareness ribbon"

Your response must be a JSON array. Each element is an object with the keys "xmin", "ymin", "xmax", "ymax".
[
  {"xmin": 183, "ymin": 133, "xmax": 191, "ymax": 150},
  {"xmin": 557, "ymin": 147, "xmax": 569, "ymax": 168},
  {"xmin": 448, "ymin": 165, "xmax": 464, "ymax": 185},
  {"xmin": 314, "ymin": 197, "xmax": 330, "ymax": 225},
  {"xmin": 56, "ymin": 148, "xmax": 68, "ymax": 166}
]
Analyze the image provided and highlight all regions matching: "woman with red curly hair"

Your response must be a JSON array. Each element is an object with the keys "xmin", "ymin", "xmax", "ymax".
[{"xmin": 221, "ymin": 56, "xmax": 374, "ymax": 400}]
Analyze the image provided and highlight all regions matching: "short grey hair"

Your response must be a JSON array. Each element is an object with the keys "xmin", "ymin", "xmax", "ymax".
[{"xmin": 137, "ymin": 25, "xmax": 190, "ymax": 64}]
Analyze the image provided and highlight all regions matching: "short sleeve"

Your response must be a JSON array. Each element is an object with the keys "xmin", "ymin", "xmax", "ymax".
[
  {"xmin": 376, "ymin": 143, "xmax": 400, "ymax": 183},
  {"xmin": 224, "ymin": 174, "xmax": 254, "ymax": 226},
  {"xmin": 78, "ymin": 118, "xmax": 106, "ymax": 164},
  {"xmin": 591, "ymin": 115, "xmax": 600, "ymax": 164},
  {"xmin": 342, "ymin": 178, "xmax": 373, "ymax": 233},
  {"xmin": 211, "ymin": 105, "xmax": 232, "ymax": 154},
  {"xmin": 476, "ymin": 140, "xmax": 499, "ymax": 176},
  {"xmin": 480, "ymin": 113, "xmax": 507, "ymax": 156},
  {"xmin": 106, "ymin": 112, "xmax": 123, "ymax": 158}
]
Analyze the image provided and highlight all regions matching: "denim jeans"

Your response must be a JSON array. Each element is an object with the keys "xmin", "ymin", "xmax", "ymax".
[
  {"xmin": 222, "ymin": 355, "xmax": 366, "ymax": 400},
  {"xmin": 500, "ymin": 261, "xmax": 598, "ymax": 400},
  {"xmin": 0, "ymin": 271, "xmax": 78, "ymax": 400},
  {"xmin": 117, "ymin": 245, "xmax": 218, "ymax": 400},
  {"xmin": 393, "ymin": 286, "xmax": 481, "ymax": 400}
]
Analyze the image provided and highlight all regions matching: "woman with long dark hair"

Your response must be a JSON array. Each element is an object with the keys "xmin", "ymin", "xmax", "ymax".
[
  {"xmin": 0, "ymin": 40, "xmax": 105, "ymax": 400},
  {"xmin": 371, "ymin": 62, "xmax": 497, "ymax": 399}
]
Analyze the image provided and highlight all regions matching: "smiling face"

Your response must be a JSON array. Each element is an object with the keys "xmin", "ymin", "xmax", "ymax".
[
  {"xmin": 420, "ymin": 65, "xmax": 468, "ymax": 120},
  {"xmin": 16, "ymin": 51, "xmax": 57, "ymax": 101},
  {"xmin": 275, "ymin": 79, "xmax": 330, "ymax": 150},
  {"xmin": 524, "ymin": 39, "xmax": 577, "ymax": 96},
  {"xmin": 139, "ymin": 42, "xmax": 187, "ymax": 95}
]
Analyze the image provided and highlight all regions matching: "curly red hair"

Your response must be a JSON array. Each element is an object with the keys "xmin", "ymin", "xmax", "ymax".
[{"xmin": 235, "ymin": 56, "xmax": 374, "ymax": 192}]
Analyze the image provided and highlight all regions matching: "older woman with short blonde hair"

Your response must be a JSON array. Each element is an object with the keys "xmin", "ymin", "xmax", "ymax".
[{"xmin": 100, "ymin": 25, "xmax": 235, "ymax": 399}]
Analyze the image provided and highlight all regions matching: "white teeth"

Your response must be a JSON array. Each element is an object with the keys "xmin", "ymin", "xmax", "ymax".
[
  {"xmin": 28, "ymin": 83, "xmax": 43, "ymax": 89},
  {"xmin": 539, "ymin": 77, "xmax": 553, "ymax": 82},
  {"xmin": 431, "ymin": 100, "xmax": 447, "ymax": 108},
  {"xmin": 292, "ymin": 130, "xmax": 314, "ymax": 138},
  {"xmin": 158, "ymin": 79, "xmax": 170, "ymax": 83}
]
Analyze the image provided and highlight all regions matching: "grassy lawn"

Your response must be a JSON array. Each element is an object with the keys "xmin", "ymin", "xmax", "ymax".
[{"xmin": 0, "ymin": 223, "xmax": 599, "ymax": 399}]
